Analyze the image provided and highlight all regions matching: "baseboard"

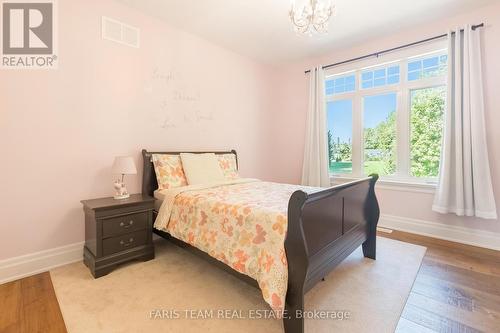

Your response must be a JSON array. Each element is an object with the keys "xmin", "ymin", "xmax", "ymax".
[
  {"xmin": 379, "ymin": 214, "xmax": 500, "ymax": 251},
  {"xmin": 0, "ymin": 242, "xmax": 84, "ymax": 285}
]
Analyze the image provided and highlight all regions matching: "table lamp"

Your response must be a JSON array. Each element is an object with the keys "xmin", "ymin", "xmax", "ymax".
[{"xmin": 112, "ymin": 156, "xmax": 137, "ymax": 199}]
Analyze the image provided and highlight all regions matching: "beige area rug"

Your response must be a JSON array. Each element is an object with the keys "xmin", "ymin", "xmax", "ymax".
[{"xmin": 51, "ymin": 237, "xmax": 426, "ymax": 333}]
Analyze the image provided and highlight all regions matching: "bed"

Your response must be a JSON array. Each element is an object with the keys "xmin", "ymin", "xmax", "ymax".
[{"xmin": 142, "ymin": 149, "xmax": 380, "ymax": 333}]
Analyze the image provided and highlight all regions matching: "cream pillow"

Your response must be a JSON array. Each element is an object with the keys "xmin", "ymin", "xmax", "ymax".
[{"xmin": 180, "ymin": 153, "xmax": 225, "ymax": 185}]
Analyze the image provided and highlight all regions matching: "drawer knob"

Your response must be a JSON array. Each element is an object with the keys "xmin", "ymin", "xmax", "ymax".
[
  {"xmin": 119, "ymin": 220, "xmax": 134, "ymax": 228},
  {"xmin": 119, "ymin": 238, "xmax": 134, "ymax": 247}
]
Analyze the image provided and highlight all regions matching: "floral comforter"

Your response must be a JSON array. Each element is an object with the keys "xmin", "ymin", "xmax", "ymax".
[{"xmin": 154, "ymin": 179, "xmax": 319, "ymax": 313}]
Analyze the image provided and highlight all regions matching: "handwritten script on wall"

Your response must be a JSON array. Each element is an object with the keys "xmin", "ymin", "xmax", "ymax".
[{"xmin": 144, "ymin": 67, "xmax": 215, "ymax": 129}]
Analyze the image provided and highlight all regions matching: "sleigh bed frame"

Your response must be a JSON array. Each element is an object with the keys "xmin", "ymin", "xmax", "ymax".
[{"xmin": 141, "ymin": 149, "xmax": 380, "ymax": 333}]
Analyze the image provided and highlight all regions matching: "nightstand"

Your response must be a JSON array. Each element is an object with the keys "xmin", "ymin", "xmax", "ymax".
[{"xmin": 81, "ymin": 194, "xmax": 155, "ymax": 278}]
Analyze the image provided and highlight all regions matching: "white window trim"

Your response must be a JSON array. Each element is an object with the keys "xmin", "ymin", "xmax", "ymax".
[
  {"xmin": 325, "ymin": 42, "xmax": 447, "ymax": 186},
  {"xmin": 331, "ymin": 176, "xmax": 436, "ymax": 194}
]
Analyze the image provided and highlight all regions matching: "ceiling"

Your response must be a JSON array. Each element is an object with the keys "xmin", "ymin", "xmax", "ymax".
[{"xmin": 118, "ymin": 0, "xmax": 498, "ymax": 64}]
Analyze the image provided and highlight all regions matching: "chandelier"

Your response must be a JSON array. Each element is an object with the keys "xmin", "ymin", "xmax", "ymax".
[{"xmin": 289, "ymin": 0, "xmax": 335, "ymax": 35}]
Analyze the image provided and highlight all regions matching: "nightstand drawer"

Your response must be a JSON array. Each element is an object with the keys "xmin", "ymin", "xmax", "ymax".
[
  {"xmin": 102, "ymin": 212, "xmax": 148, "ymax": 238},
  {"xmin": 102, "ymin": 230, "xmax": 148, "ymax": 256}
]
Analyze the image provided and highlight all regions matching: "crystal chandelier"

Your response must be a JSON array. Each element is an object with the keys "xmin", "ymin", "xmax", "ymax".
[{"xmin": 289, "ymin": 0, "xmax": 335, "ymax": 35}]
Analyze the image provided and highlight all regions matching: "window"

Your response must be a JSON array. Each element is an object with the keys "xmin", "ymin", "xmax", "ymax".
[
  {"xmin": 327, "ymin": 100, "xmax": 353, "ymax": 174},
  {"xmin": 325, "ymin": 48, "xmax": 447, "ymax": 183},
  {"xmin": 410, "ymin": 86, "xmax": 445, "ymax": 177},
  {"xmin": 408, "ymin": 54, "xmax": 447, "ymax": 81},
  {"xmin": 325, "ymin": 73, "xmax": 356, "ymax": 96},
  {"xmin": 361, "ymin": 64, "xmax": 400, "ymax": 89},
  {"xmin": 363, "ymin": 93, "xmax": 397, "ymax": 176}
]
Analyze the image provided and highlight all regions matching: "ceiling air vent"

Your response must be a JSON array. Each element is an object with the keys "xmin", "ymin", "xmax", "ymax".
[{"xmin": 101, "ymin": 16, "xmax": 140, "ymax": 48}]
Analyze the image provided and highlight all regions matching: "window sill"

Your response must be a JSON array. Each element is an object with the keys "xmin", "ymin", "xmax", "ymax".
[{"xmin": 330, "ymin": 176, "xmax": 436, "ymax": 194}]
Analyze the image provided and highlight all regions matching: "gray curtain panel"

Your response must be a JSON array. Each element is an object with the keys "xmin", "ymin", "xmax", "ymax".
[
  {"xmin": 302, "ymin": 66, "xmax": 331, "ymax": 187},
  {"xmin": 432, "ymin": 25, "xmax": 497, "ymax": 219}
]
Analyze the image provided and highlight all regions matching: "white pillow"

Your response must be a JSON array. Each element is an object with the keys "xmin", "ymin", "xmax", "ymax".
[{"xmin": 180, "ymin": 153, "xmax": 225, "ymax": 185}]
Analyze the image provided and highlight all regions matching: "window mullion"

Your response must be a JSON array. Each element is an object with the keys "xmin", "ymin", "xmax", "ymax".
[
  {"xmin": 398, "ymin": 59, "xmax": 410, "ymax": 177},
  {"xmin": 352, "ymin": 90, "xmax": 362, "ymax": 177}
]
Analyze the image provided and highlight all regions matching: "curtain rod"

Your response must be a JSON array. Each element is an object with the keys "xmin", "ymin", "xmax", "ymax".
[{"xmin": 304, "ymin": 23, "xmax": 484, "ymax": 74}]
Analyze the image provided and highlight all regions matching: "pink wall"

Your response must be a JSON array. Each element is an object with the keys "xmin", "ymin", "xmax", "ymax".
[
  {"xmin": 2, "ymin": 1, "xmax": 499, "ymax": 261},
  {"xmin": 269, "ymin": 2, "xmax": 500, "ymax": 234},
  {"xmin": 0, "ymin": 0, "xmax": 277, "ymax": 260}
]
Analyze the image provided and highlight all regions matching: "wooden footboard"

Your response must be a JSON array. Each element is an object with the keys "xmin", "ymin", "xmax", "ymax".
[{"xmin": 283, "ymin": 175, "xmax": 380, "ymax": 333}]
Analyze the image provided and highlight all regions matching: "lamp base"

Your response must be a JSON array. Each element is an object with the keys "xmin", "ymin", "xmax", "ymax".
[
  {"xmin": 113, "ymin": 194, "xmax": 130, "ymax": 200},
  {"xmin": 113, "ymin": 179, "xmax": 130, "ymax": 200}
]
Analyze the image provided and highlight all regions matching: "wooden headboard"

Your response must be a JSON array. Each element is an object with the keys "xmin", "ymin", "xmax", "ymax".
[{"xmin": 141, "ymin": 149, "xmax": 238, "ymax": 197}]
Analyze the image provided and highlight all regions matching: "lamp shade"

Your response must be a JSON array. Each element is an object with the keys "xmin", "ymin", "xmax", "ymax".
[{"xmin": 112, "ymin": 156, "xmax": 137, "ymax": 175}]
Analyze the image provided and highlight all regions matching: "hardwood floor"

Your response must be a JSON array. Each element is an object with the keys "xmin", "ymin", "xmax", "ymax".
[
  {"xmin": 0, "ymin": 231, "xmax": 498, "ymax": 333},
  {"xmin": 382, "ymin": 230, "xmax": 500, "ymax": 333},
  {"xmin": 0, "ymin": 272, "xmax": 66, "ymax": 333}
]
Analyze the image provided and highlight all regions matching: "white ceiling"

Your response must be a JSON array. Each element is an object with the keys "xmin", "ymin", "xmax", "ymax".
[{"xmin": 118, "ymin": 0, "xmax": 498, "ymax": 64}]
